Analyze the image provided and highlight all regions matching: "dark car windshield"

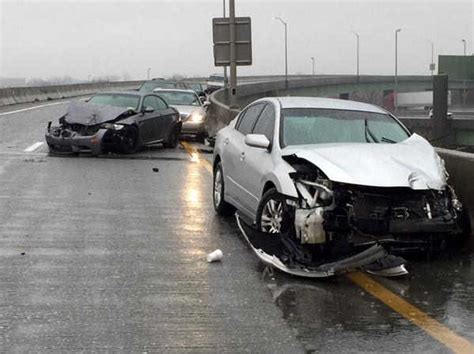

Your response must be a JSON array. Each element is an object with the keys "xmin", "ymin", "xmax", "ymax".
[
  {"xmin": 281, "ymin": 108, "xmax": 410, "ymax": 147},
  {"xmin": 89, "ymin": 94, "xmax": 140, "ymax": 110},
  {"xmin": 139, "ymin": 81, "xmax": 178, "ymax": 92},
  {"xmin": 156, "ymin": 91, "xmax": 201, "ymax": 106}
]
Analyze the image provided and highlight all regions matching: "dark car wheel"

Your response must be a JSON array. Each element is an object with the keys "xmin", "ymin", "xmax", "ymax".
[
  {"xmin": 120, "ymin": 126, "xmax": 139, "ymax": 154},
  {"xmin": 256, "ymin": 188, "xmax": 293, "ymax": 234},
  {"xmin": 213, "ymin": 161, "xmax": 235, "ymax": 216},
  {"xmin": 164, "ymin": 127, "xmax": 180, "ymax": 148}
]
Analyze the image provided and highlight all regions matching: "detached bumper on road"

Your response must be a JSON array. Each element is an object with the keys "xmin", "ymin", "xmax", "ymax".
[{"xmin": 45, "ymin": 124, "xmax": 107, "ymax": 155}]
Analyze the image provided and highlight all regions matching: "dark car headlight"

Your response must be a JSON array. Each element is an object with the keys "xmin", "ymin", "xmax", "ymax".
[{"xmin": 101, "ymin": 123, "xmax": 125, "ymax": 131}]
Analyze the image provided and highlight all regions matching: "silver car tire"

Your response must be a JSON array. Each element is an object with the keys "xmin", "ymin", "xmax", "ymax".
[
  {"xmin": 256, "ymin": 188, "xmax": 293, "ymax": 234},
  {"xmin": 213, "ymin": 162, "xmax": 235, "ymax": 216}
]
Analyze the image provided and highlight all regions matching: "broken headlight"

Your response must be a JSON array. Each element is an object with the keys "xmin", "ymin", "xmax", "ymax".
[{"xmin": 101, "ymin": 123, "xmax": 125, "ymax": 131}]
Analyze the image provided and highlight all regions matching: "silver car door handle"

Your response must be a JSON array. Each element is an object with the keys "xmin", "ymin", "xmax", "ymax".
[{"xmin": 240, "ymin": 151, "xmax": 245, "ymax": 161}]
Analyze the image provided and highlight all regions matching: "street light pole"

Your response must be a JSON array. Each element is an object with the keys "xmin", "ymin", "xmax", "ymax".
[
  {"xmin": 275, "ymin": 17, "xmax": 288, "ymax": 90},
  {"xmin": 147, "ymin": 67, "xmax": 151, "ymax": 80},
  {"xmin": 461, "ymin": 39, "xmax": 467, "ymax": 105},
  {"xmin": 431, "ymin": 41, "xmax": 434, "ymax": 75},
  {"xmin": 352, "ymin": 32, "xmax": 360, "ymax": 79},
  {"xmin": 310, "ymin": 57, "xmax": 315, "ymax": 76},
  {"xmin": 394, "ymin": 28, "xmax": 401, "ymax": 111},
  {"xmin": 429, "ymin": 40, "xmax": 434, "ymax": 76}
]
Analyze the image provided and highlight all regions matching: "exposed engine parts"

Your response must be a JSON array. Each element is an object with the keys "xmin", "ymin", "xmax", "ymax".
[
  {"xmin": 284, "ymin": 155, "xmax": 469, "ymax": 254},
  {"xmin": 294, "ymin": 208, "xmax": 326, "ymax": 244}
]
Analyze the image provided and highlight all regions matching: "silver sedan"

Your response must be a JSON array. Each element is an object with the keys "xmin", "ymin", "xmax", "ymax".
[
  {"xmin": 213, "ymin": 97, "xmax": 469, "ymax": 272},
  {"xmin": 154, "ymin": 88, "xmax": 209, "ymax": 142}
]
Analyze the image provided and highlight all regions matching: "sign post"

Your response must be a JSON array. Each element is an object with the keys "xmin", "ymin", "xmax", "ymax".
[
  {"xmin": 229, "ymin": 0, "xmax": 236, "ymax": 106},
  {"xmin": 212, "ymin": 1, "xmax": 252, "ymax": 107}
]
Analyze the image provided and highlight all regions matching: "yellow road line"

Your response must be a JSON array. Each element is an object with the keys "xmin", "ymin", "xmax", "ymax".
[
  {"xmin": 185, "ymin": 141, "xmax": 474, "ymax": 353},
  {"xmin": 181, "ymin": 141, "xmax": 213, "ymax": 173},
  {"xmin": 348, "ymin": 271, "xmax": 474, "ymax": 354}
]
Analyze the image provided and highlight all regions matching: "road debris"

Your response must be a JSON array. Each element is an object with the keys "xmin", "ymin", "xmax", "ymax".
[{"xmin": 207, "ymin": 249, "xmax": 223, "ymax": 263}]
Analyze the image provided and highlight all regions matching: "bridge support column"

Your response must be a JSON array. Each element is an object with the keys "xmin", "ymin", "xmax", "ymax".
[{"xmin": 432, "ymin": 74, "xmax": 453, "ymax": 147}]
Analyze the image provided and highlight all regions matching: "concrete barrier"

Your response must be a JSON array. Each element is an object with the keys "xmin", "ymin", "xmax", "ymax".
[
  {"xmin": 0, "ymin": 81, "xmax": 144, "ymax": 107},
  {"xmin": 207, "ymin": 75, "xmax": 473, "ymax": 139},
  {"xmin": 206, "ymin": 89, "xmax": 240, "ymax": 136},
  {"xmin": 206, "ymin": 76, "xmax": 437, "ymax": 133},
  {"xmin": 437, "ymin": 148, "xmax": 474, "ymax": 213}
]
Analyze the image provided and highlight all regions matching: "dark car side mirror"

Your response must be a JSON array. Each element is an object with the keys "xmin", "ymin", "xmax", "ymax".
[{"xmin": 143, "ymin": 106, "xmax": 155, "ymax": 113}]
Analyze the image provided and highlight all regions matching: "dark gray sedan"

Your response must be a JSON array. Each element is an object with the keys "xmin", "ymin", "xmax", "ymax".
[{"xmin": 46, "ymin": 91, "xmax": 181, "ymax": 155}]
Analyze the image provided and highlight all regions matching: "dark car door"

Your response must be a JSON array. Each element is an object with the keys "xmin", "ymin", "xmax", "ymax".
[
  {"xmin": 139, "ymin": 95, "xmax": 162, "ymax": 143},
  {"xmin": 152, "ymin": 95, "xmax": 177, "ymax": 140}
]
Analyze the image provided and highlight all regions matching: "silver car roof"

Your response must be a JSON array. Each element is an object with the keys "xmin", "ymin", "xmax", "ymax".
[{"xmin": 260, "ymin": 97, "xmax": 388, "ymax": 114}]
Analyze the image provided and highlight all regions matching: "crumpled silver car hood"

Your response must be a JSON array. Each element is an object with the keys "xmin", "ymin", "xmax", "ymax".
[
  {"xmin": 63, "ymin": 101, "xmax": 132, "ymax": 126},
  {"xmin": 282, "ymin": 134, "xmax": 446, "ymax": 190}
]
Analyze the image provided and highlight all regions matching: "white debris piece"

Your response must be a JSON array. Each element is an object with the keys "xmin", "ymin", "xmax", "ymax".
[{"xmin": 207, "ymin": 249, "xmax": 223, "ymax": 263}]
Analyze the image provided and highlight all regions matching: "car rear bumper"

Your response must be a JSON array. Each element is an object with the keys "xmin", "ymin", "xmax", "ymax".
[{"xmin": 45, "ymin": 125, "xmax": 107, "ymax": 155}]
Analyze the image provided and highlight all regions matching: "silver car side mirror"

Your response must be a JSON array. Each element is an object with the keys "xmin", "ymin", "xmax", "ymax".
[
  {"xmin": 143, "ymin": 106, "xmax": 155, "ymax": 113},
  {"xmin": 245, "ymin": 134, "xmax": 270, "ymax": 149}
]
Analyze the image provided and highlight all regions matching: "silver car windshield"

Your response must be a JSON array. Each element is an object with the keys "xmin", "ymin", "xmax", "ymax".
[
  {"xmin": 156, "ymin": 91, "xmax": 201, "ymax": 106},
  {"xmin": 89, "ymin": 94, "xmax": 140, "ymax": 111},
  {"xmin": 281, "ymin": 108, "xmax": 410, "ymax": 147}
]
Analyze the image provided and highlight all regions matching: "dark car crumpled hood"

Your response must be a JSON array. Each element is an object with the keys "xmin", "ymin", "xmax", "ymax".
[{"xmin": 63, "ymin": 101, "xmax": 133, "ymax": 126}]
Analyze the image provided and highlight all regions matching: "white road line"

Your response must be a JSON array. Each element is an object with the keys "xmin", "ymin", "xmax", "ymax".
[
  {"xmin": 0, "ymin": 101, "xmax": 68, "ymax": 117},
  {"xmin": 24, "ymin": 142, "xmax": 44, "ymax": 153}
]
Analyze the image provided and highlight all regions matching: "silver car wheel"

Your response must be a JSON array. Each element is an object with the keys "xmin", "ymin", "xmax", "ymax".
[
  {"xmin": 213, "ymin": 161, "xmax": 235, "ymax": 216},
  {"xmin": 260, "ymin": 199, "xmax": 283, "ymax": 233},
  {"xmin": 214, "ymin": 167, "xmax": 223, "ymax": 207}
]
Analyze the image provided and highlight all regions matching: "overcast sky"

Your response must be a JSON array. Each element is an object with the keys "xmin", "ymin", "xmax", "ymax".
[{"xmin": 0, "ymin": 0, "xmax": 473, "ymax": 81}]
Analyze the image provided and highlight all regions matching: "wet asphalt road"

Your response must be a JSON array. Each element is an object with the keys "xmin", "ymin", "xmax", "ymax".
[{"xmin": 0, "ymin": 100, "xmax": 474, "ymax": 352}]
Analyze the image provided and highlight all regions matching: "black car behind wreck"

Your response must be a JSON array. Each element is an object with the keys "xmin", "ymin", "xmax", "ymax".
[{"xmin": 45, "ymin": 91, "xmax": 181, "ymax": 155}]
